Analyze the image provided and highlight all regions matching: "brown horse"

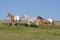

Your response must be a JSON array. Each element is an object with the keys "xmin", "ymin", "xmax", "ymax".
[
  {"xmin": 7, "ymin": 13, "xmax": 21, "ymax": 26},
  {"xmin": 37, "ymin": 16, "xmax": 54, "ymax": 26}
]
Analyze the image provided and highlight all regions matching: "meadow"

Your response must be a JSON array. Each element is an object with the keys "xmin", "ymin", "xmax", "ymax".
[{"xmin": 0, "ymin": 20, "xmax": 60, "ymax": 40}]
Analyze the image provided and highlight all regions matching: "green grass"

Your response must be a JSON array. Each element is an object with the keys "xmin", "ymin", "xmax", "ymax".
[{"xmin": 0, "ymin": 21, "xmax": 60, "ymax": 40}]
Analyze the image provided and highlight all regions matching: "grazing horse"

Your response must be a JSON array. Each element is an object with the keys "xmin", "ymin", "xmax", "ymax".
[
  {"xmin": 22, "ymin": 14, "xmax": 39, "ymax": 27},
  {"xmin": 37, "ymin": 16, "xmax": 54, "ymax": 26},
  {"xmin": 7, "ymin": 13, "xmax": 22, "ymax": 26}
]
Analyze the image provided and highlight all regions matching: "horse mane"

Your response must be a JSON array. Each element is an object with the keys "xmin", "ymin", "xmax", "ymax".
[{"xmin": 37, "ymin": 16, "xmax": 43, "ymax": 20}]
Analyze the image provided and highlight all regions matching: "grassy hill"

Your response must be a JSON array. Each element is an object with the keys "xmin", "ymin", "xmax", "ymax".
[{"xmin": 0, "ymin": 20, "xmax": 60, "ymax": 40}]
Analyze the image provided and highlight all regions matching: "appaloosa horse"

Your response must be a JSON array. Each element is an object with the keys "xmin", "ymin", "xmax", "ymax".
[
  {"xmin": 7, "ymin": 13, "xmax": 22, "ymax": 26},
  {"xmin": 37, "ymin": 16, "xmax": 54, "ymax": 26}
]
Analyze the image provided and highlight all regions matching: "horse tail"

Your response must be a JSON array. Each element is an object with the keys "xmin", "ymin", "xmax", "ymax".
[{"xmin": 52, "ymin": 21, "xmax": 54, "ymax": 26}]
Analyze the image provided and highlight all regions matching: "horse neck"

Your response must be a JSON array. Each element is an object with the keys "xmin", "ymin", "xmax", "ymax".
[
  {"xmin": 8, "ymin": 15, "xmax": 14, "ymax": 19},
  {"xmin": 39, "ymin": 18, "xmax": 43, "ymax": 20},
  {"xmin": 24, "ymin": 15, "xmax": 30, "ymax": 19},
  {"xmin": 24, "ymin": 16, "xmax": 30, "ymax": 20}
]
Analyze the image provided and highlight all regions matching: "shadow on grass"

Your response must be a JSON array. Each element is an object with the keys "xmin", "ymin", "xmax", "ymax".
[
  {"xmin": 21, "ymin": 23, "xmax": 38, "ymax": 28},
  {"xmin": 1, "ymin": 22, "xmax": 60, "ymax": 29}
]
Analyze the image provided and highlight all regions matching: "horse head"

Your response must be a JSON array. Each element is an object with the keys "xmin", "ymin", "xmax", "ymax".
[{"xmin": 7, "ymin": 13, "xmax": 14, "ymax": 17}]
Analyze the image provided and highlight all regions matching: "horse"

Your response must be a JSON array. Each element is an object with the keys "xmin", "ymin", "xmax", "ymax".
[
  {"xmin": 37, "ymin": 16, "xmax": 54, "ymax": 26},
  {"xmin": 22, "ymin": 14, "xmax": 39, "ymax": 27},
  {"xmin": 7, "ymin": 13, "xmax": 22, "ymax": 26}
]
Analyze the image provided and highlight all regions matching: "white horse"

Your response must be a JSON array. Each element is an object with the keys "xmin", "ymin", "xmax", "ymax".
[{"xmin": 22, "ymin": 14, "xmax": 39, "ymax": 27}]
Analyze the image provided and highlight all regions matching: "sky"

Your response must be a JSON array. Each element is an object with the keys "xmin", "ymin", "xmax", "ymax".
[{"xmin": 0, "ymin": 0, "xmax": 60, "ymax": 21}]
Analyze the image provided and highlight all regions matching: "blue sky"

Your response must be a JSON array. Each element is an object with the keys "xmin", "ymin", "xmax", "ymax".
[{"xmin": 0, "ymin": 0, "xmax": 60, "ymax": 21}]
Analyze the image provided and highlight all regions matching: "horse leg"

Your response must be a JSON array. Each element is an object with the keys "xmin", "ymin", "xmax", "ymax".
[
  {"xmin": 50, "ymin": 21, "xmax": 54, "ymax": 29},
  {"xmin": 42, "ymin": 22, "xmax": 44, "ymax": 29},
  {"xmin": 28, "ymin": 22, "xmax": 31, "ymax": 27},
  {"xmin": 17, "ymin": 21, "xmax": 19, "ymax": 27},
  {"xmin": 12, "ymin": 22, "xmax": 15, "ymax": 26},
  {"xmin": 11, "ymin": 19, "xmax": 15, "ymax": 26},
  {"xmin": 36, "ymin": 21, "xmax": 38, "ymax": 27},
  {"xmin": 15, "ymin": 19, "xmax": 19, "ymax": 27},
  {"xmin": 52, "ymin": 21, "xmax": 54, "ymax": 26}
]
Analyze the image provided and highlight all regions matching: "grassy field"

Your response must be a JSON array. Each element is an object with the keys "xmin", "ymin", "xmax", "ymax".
[{"xmin": 0, "ymin": 20, "xmax": 60, "ymax": 40}]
